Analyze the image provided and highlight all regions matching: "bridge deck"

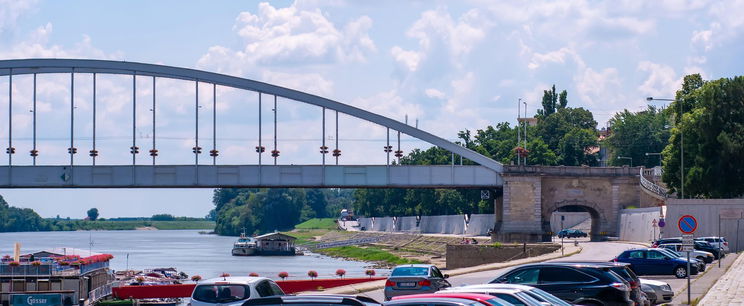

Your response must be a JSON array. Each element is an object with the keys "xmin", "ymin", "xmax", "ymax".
[{"xmin": 0, "ymin": 165, "xmax": 502, "ymax": 188}]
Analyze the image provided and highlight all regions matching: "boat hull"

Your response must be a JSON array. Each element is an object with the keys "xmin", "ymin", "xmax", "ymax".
[{"xmin": 231, "ymin": 247, "xmax": 257, "ymax": 256}]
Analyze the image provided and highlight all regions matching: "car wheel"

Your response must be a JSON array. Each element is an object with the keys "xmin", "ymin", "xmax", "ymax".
[{"xmin": 674, "ymin": 266, "xmax": 688, "ymax": 278}]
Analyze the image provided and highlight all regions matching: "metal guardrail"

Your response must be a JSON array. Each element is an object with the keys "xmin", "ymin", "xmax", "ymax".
[
  {"xmin": 87, "ymin": 283, "xmax": 113, "ymax": 306},
  {"xmin": 305, "ymin": 237, "xmax": 383, "ymax": 250},
  {"xmin": 639, "ymin": 167, "xmax": 669, "ymax": 199}
]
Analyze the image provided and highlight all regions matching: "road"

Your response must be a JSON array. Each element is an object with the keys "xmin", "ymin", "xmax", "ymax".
[{"xmin": 363, "ymin": 239, "xmax": 640, "ymax": 301}]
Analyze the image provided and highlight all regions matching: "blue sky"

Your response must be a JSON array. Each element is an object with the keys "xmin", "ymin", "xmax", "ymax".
[{"xmin": 0, "ymin": 0, "xmax": 742, "ymax": 218}]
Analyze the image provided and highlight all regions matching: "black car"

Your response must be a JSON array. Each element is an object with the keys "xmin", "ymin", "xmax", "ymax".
[
  {"xmin": 555, "ymin": 262, "xmax": 646, "ymax": 306},
  {"xmin": 490, "ymin": 262, "xmax": 633, "ymax": 306},
  {"xmin": 653, "ymin": 238, "xmax": 723, "ymax": 259},
  {"xmin": 557, "ymin": 229, "xmax": 588, "ymax": 239}
]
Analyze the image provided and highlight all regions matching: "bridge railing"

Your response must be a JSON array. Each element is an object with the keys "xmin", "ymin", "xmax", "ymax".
[
  {"xmin": 504, "ymin": 165, "xmax": 640, "ymax": 176},
  {"xmin": 639, "ymin": 167, "xmax": 669, "ymax": 199}
]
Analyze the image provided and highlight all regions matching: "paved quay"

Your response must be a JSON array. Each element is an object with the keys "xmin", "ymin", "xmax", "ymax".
[{"xmin": 695, "ymin": 252, "xmax": 744, "ymax": 305}]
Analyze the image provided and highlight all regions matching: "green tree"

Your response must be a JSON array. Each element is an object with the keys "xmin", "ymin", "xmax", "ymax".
[
  {"xmin": 662, "ymin": 75, "xmax": 744, "ymax": 198},
  {"xmin": 605, "ymin": 106, "xmax": 670, "ymax": 168},
  {"xmin": 535, "ymin": 107, "xmax": 598, "ymax": 165},
  {"xmin": 87, "ymin": 208, "xmax": 99, "ymax": 221}
]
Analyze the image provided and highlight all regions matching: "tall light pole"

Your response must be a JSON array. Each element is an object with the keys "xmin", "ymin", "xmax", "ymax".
[
  {"xmin": 647, "ymin": 97, "xmax": 683, "ymax": 198},
  {"xmin": 523, "ymin": 100, "xmax": 527, "ymax": 165},
  {"xmin": 645, "ymin": 152, "xmax": 662, "ymax": 167},
  {"xmin": 517, "ymin": 98, "xmax": 522, "ymax": 165},
  {"xmin": 617, "ymin": 156, "xmax": 632, "ymax": 167}
]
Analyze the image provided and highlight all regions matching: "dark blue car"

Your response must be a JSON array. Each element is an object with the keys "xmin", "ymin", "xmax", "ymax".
[{"xmin": 614, "ymin": 248, "xmax": 699, "ymax": 279}]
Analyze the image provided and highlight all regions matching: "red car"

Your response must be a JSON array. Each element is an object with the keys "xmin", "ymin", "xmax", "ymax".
[{"xmin": 390, "ymin": 293, "xmax": 512, "ymax": 306}]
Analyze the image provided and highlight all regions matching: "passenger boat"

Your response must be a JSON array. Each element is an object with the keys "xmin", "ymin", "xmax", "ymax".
[{"xmin": 231, "ymin": 233, "xmax": 258, "ymax": 256}]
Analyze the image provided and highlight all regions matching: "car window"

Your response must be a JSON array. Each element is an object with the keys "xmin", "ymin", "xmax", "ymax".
[
  {"xmin": 255, "ymin": 281, "xmax": 274, "ymax": 297},
  {"xmin": 491, "ymin": 293, "xmax": 524, "ymax": 306},
  {"xmin": 392, "ymin": 267, "xmax": 430, "ymax": 277},
  {"xmin": 505, "ymin": 268, "xmax": 539, "ymax": 284},
  {"xmin": 431, "ymin": 267, "xmax": 444, "ymax": 278},
  {"xmin": 609, "ymin": 267, "xmax": 632, "ymax": 282},
  {"xmin": 539, "ymin": 267, "xmax": 594, "ymax": 283},
  {"xmin": 628, "ymin": 251, "xmax": 645, "ymax": 259},
  {"xmin": 269, "ymin": 281, "xmax": 285, "ymax": 296},
  {"xmin": 526, "ymin": 288, "xmax": 572, "ymax": 306},
  {"xmin": 193, "ymin": 284, "xmax": 250, "ymax": 303},
  {"xmin": 647, "ymin": 251, "xmax": 667, "ymax": 260}
]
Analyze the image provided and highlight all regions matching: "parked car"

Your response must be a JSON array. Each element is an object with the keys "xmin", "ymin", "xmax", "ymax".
[
  {"xmin": 557, "ymin": 229, "xmax": 587, "ymax": 238},
  {"xmin": 190, "ymin": 276, "xmax": 284, "ymax": 306},
  {"xmin": 489, "ymin": 262, "xmax": 633, "ymax": 305},
  {"xmin": 384, "ymin": 264, "xmax": 451, "ymax": 301},
  {"xmin": 652, "ymin": 238, "xmax": 723, "ymax": 259},
  {"xmin": 639, "ymin": 279, "xmax": 673, "ymax": 305},
  {"xmin": 388, "ymin": 293, "xmax": 513, "ymax": 306},
  {"xmin": 654, "ymin": 248, "xmax": 706, "ymax": 272},
  {"xmin": 695, "ymin": 236, "xmax": 729, "ymax": 253},
  {"xmin": 242, "ymin": 294, "xmax": 381, "ymax": 306},
  {"xmin": 657, "ymin": 243, "xmax": 714, "ymax": 264},
  {"xmin": 613, "ymin": 248, "xmax": 699, "ymax": 278},
  {"xmin": 441, "ymin": 284, "xmax": 571, "ymax": 306},
  {"xmin": 555, "ymin": 261, "xmax": 648, "ymax": 306}
]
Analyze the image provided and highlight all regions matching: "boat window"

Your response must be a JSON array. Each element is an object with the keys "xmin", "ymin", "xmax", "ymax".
[{"xmin": 193, "ymin": 284, "xmax": 250, "ymax": 303}]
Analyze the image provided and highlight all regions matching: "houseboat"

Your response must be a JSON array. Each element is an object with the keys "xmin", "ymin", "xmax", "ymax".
[{"xmin": 231, "ymin": 233, "xmax": 297, "ymax": 256}]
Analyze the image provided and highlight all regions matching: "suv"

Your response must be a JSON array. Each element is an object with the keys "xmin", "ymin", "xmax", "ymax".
[
  {"xmin": 190, "ymin": 277, "xmax": 284, "ymax": 306},
  {"xmin": 614, "ymin": 248, "xmax": 699, "ymax": 278},
  {"xmin": 489, "ymin": 262, "xmax": 633, "ymax": 305},
  {"xmin": 695, "ymin": 236, "xmax": 729, "ymax": 253},
  {"xmin": 652, "ymin": 238, "xmax": 723, "ymax": 259},
  {"xmin": 557, "ymin": 229, "xmax": 588, "ymax": 238},
  {"xmin": 657, "ymin": 243, "xmax": 714, "ymax": 263},
  {"xmin": 555, "ymin": 262, "xmax": 647, "ymax": 306},
  {"xmin": 242, "ymin": 295, "xmax": 380, "ymax": 306}
]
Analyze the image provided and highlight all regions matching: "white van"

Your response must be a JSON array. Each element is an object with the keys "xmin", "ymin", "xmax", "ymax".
[{"xmin": 189, "ymin": 276, "xmax": 284, "ymax": 306}]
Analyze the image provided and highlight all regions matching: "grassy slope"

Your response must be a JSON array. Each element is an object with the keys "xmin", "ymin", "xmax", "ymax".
[
  {"xmin": 294, "ymin": 218, "xmax": 338, "ymax": 230},
  {"xmin": 319, "ymin": 246, "xmax": 422, "ymax": 265}
]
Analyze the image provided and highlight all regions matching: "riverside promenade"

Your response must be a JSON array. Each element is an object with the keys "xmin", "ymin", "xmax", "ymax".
[{"xmin": 696, "ymin": 252, "xmax": 744, "ymax": 305}]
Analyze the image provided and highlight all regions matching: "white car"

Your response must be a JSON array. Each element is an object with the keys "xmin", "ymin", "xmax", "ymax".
[
  {"xmin": 640, "ymin": 278, "xmax": 673, "ymax": 305},
  {"xmin": 695, "ymin": 236, "xmax": 730, "ymax": 253},
  {"xmin": 657, "ymin": 244, "xmax": 715, "ymax": 264},
  {"xmin": 440, "ymin": 284, "xmax": 571, "ymax": 306},
  {"xmin": 189, "ymin": 276, "xmax": 284, "ymax": 306}
]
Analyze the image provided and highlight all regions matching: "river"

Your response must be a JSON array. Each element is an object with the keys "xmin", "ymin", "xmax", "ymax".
[{"xmin": 0, "ymin": 230, "xmax": 384, "ymax": 280}]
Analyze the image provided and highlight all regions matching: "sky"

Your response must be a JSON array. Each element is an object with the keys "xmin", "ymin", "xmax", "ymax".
[{"xmin": 0, "ymin": 0, "xmax": 742, "ymax": 218}]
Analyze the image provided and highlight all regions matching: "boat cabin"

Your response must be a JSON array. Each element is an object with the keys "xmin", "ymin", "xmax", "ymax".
[{"xmin": 254, "ymin": 233, "xmax": 297, "ymax": 256}]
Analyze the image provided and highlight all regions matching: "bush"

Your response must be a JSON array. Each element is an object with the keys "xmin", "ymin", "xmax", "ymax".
[
  {"xmin": 278, "ymin": 272, "xmax": 288, "ymax": 280},
  {"xmin": 335, "ymin": 269, "xmax": 346, "ymax": 278},
  {"xmin": 365, "ymin": 269, "xmax": 376, "ymax": 277},
  {"xmin": 191, "ymin": 275, "xmax": 202, "ymax": 282},
  {"xmin": 249, "ymin": 272, "xmax": 259, "ymax": 277},
  {"xmin": 307, "ymin": 270, "xmax": 318, "ymax": 279}
]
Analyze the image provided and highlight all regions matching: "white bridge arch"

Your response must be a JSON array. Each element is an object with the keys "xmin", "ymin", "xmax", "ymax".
[{"xmin": 0, "ymin": 59, "xmax": 503, "ymax": 188}]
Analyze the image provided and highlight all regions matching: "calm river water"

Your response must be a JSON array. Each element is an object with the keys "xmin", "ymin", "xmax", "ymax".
[{"xmin": 0, "ymin": 230, "xmax": 384, "ymax": 280}]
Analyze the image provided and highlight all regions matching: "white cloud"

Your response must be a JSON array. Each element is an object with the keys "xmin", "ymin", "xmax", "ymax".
[
  {"xmin": 528, "ymin": 47, "xmax": 576, "ymax": 70},
  {"xmin": 390, "ymin": 46, "xmax": 423, "ymax": 72},
  {"xmin": 574, "ymin": 66, "xmax": 622, "ymax": 106},
  {"xmin": 0, "ymin": 0, "xmax": 36, "ymax": 35},
  {"xmin": 406, "ymin": 8, "xmax": 490, "ymax": 58},
  {"xmin": 636, "ymin": 61, "xmax": 680, "ymax": 98},
  {"xmin": 424, "ymin": 88, "xmax": 446, "ymax": 99},
  {"xmin": 261, "ymin": 70, "xmax": 334, "ymax": 97}
]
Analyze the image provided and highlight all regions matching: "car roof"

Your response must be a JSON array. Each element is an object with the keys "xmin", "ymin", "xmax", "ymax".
[
  {"xmin": 512, "ymin": 262, "xmax": 615, "ymax": 269},
  {"xmin": 393, "ymin": 264, "xmax": 435, "ymax": 268},
  {"xmin": 450, "ymin": 284, "xmax": 536, "ymax": 291},
  {"xmin": 385, "ymin": 297, "xmax": 486, "ymax": 306},
  {"xmin": 553, "ymin": 261, "xmax": 631, "ymax": 267},
  {"xmin": 394, "ymin": 293, "xmax": 498, "ymax": 301},
  {"xmin": 244, "ymin": 294, "xmax": 380, "ymax": 306},
  {"xmin": 197, "ymin": 276, "xmax": 268, "ymax": 285},
  {"xmin": 442, "ymin": 287, "xmax": 521, "ymax": 294}
]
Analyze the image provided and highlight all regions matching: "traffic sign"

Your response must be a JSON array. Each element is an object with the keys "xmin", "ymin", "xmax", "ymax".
[
  {"xmin": 658, "ymin": 218, "xmax": 666, "ymax": 228},
  {"xmin": 652, "ymin": 219, "xmax": 658, "ymax": 228},
  {"xmin": 678, "ymin": 215, "xmax": 698, "ymax": 234},
  {"xmin": 681, "ymin": 234, "xmax": 695, "ymax": 251}
]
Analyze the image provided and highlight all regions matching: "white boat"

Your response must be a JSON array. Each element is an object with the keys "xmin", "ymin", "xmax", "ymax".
[{"xmin": 231, "ymin": 233, "xmax": 257, "ymax": 256}]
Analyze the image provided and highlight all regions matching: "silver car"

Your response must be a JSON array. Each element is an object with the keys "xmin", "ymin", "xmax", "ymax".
[
  {"xmin": 440, "ymin": 284, "xmax": 572, "ymax": 306},
  {"xmin": 639, "ymin": 278, "xmax": 673, "ymax": 305},
  {"xmin": 695, "ymin": 236, "xmax": 730, "ymax": 253},
  {"xmin": 384, "ymin": 264, "xmax": 451, "ymax": 301},
  {"xmin": 190, "ymin": 276, "xmax": 284, "ymax": 306}
]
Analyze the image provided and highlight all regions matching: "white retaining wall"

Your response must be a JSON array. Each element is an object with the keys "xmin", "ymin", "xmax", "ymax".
[
  {"xmin": 618, "ymin": 207, "xmax": 663, "ymax": 243},
  {"xmin": 357, "ymin": 214, "xmax": 494, "ymax": 236}
]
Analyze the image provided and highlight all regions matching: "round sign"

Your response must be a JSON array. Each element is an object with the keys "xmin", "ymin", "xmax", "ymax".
[
  {"xmin": 678, "ymin": 215, "xmax": 698, "ymax": 234},
  {"xmin": 658, "ymin": 218, "xmax": 666, "ymax": 228}
]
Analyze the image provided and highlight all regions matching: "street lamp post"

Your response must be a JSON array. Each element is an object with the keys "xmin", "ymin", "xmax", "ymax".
[
  {"xmin": 645, "ymin": 152, "xmax": 662, "ymax": 167},
  {"xmin": 617, "ymin": 156, "xmax": 632, "ymax": 167},
  {"xmin": 647, "ymin": 97, "xmax": 683, "ymax": 198}
]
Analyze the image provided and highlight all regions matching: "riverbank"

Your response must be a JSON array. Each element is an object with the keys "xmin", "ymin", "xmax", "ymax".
[{"xmin": 46, "ymin": 220, "xmax": 216, "ymax": 231}]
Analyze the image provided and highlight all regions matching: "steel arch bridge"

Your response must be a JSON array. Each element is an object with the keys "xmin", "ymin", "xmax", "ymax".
[{"xmin": 0, "ymin": 59, "xmax": 503, "ymax": 188}]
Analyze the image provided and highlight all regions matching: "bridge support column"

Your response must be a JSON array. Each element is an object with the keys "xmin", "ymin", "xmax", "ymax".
[{"xmin": 494, "ymin": 176, "xmax": 544, "ymax": 242}]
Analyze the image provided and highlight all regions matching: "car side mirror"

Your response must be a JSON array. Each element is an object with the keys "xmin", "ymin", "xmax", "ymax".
[{"xmin": 443, "ymin": 274, "xmax": 450, "ymax": 279}]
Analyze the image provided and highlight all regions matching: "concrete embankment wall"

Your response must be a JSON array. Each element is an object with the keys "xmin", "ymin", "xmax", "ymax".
[
  {"xmin": 446, "ymin": 244, "xmax": 561, "ymax": 269},
  {"xmin": 618, "ymin": 207, "xmax": 663, "ymax": 243},
  {"xmin": 664, "ymin": 199, "xmax": 744, "ymax": 252},
  {"xmin": 357, "ymin": 214, "xmax": 494, "ymax": 236}
]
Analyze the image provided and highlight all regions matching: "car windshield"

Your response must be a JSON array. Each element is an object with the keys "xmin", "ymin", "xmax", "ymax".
[
  {"xmin": 193, "ymin": 284, "xmax": 250, "ymax": 303},
  {"xmin": 391, "ymin": 267, "xmax": 429, "ymax": 277},
  {"xmin": 658, "ymin": 248, "xmax": 681, "ymax": 258},
  {"xmin": 525, "ymin": 288, "xmax": 572, "ymax": 306}
]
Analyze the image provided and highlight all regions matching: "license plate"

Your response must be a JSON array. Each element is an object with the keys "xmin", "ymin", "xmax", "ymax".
[{"xmin": 398, "ymin": 282, "xmax": 416, "ymax": 287}]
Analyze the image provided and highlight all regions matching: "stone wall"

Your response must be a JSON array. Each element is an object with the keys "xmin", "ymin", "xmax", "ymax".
[{"xmin": 446, "ymin": 244, "xmax": 561, "ymax": 269}]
